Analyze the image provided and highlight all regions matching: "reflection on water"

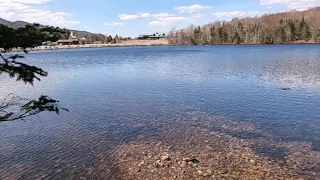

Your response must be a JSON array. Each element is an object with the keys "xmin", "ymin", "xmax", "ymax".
[
  {"xmin": 263, "ymin": 57, "xmax": 320, "ymax": 90},
  {"xmin": 0, "ymin": 45, "xmax": 320, "ymax": 179}
]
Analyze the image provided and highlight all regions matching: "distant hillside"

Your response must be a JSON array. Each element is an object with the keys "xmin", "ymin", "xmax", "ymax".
[
  {"xmin": 0, "ymin": 18, "xmax": 21, "ymax": 28},
  {"xmin": 0, "ymin": 18, "xmax": 106, "ymax": 43},
  {"xmin": 168, "ymin": 7, "xmax": 320, "ymax": 45}
]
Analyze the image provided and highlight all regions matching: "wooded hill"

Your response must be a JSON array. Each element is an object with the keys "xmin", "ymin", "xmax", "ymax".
[
  {"xmin": 0, "ymin": 18, "xmax": 130, "ymax": 44},
  {"xmin": 167, "ymin": 7, "xmax": 320, "ymax": 45}
]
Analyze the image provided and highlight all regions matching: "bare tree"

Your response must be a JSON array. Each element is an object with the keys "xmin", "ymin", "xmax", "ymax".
[{"xmin": 168, "ymin": 7, "xmax": 320, "ymax": 45}]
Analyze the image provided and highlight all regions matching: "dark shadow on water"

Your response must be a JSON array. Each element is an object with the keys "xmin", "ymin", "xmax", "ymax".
[
  {"xmin": 251, "ymin": 142, "xmax": 288, "ymax": 160},
  {"xmin": 258, "ymin": 123, "xmax": 320, "ymax": 151},
  {"xmin": 312, "ymin": 140, "xmax": 320, "ymax": 151},
  {"xmin": 116, "ymin": 126, "xmax": 160, "ymax": 143},
  {"xmin": 0, "ymin": 134, "xmax": 123, "ymax": 180},
  {"xmin": 230, "ymin": 131, "xmax": 265, "ymax": 139},
  {"xmin": 209, "ymin": 126, "xmax": 224, "ymax": 132}
]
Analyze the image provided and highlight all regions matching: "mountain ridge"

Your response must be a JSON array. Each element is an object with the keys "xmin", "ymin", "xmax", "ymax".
[{"xmin": 0, "ymin": 18, "xmax": 104, "ymax": 39}]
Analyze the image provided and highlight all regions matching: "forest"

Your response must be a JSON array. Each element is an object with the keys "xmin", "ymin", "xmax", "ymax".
[
  {"xmin": 0, "ymin": 18, "xmax": 131, "ymax": 44},
  {"xmin": 167, "ymin": 7, "xmax": 320, "ymax": 45},
  {"xmin": 61, "ymin": 30, "xmax": 131, "ymax": 44}
]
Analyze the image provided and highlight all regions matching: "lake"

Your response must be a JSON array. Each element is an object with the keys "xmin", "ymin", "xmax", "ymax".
[{"xmin": 1, "ymin": 45, "xmax": 320, "ymax": 179}]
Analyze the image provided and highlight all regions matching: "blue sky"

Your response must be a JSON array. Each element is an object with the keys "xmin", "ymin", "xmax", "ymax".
[{"xmin": 1, "ymin": 0, "xmax": 320, "ymax": 37}]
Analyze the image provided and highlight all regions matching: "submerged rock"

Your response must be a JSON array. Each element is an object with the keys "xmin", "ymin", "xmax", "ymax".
[
  {"xmin": 155, "ymin": 160, "xmax": 164, "ymax": 168},
  {"xmin": 281, "ymin": 87, "xmax": 291, "ymax": 91},
  {"xmin": 161, "ymin": 155, "xmax": 171, "ymax": 161},
  {"xmin": 183, "ymin": 158, "xmax": 200, "ymax": 164},
  {"xmin": 311, "ymin": 140, "xmax": 320, "ymax": 151},
  {"xmin": 180, "ymin": 161, "xmax": 187, "ymax": 167},
  {"xmin": 197, "ymin": 170, "xmax": 203, "ymax": 174}
]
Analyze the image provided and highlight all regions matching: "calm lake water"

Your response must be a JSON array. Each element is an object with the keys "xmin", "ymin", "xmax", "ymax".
[{"xmin": 1, "ymin": 45, "xmax": 320, "ymax": 179}]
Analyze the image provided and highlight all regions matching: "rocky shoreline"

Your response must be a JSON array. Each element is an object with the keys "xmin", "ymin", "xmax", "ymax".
[
  {"xmin": 92, "ymin": 110, "xmax": 320, "ymax": 180},
  {"xmin": 112, "ymin": 126, "xmax": 319, "ymax": 179},
  {"xmin": 0, "ymin": 109, "xmax": 319, "ymax": 179},
  {"xmin": 8, "ymin": 39, "xmax": 170, "ymax": 52}
]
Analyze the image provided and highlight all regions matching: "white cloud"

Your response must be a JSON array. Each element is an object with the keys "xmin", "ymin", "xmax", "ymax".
[
  {"xmin": 0, "ymin": 11, "xmax": 15, "ymax": 19},
  {"xmin": 104, "ymin": 22, "xmax": 124, "ymax": 26},
  {"xmin": 140, "ymin": 13, "xmax": 150, "ymax": 18},
  {"xmin": 0, "ymin": 0, "xmax": 79, "ymax": 26},
  {"xmin": 15, "ymin": 9, "xmax": 80, "ymax": 25},
  {"xmin": 118, "ymin": 12, "xmax": 176, "ymax": 21},
  {"xmin": 0, "ymin": 0, "xmax": 30, "ymax": 12},
  {"xmin": 118, "ymin": 14, "xmax": 140, "ymax": 20},
  {"xmin": 117, "ymin": 12, "xmax": 199, "ymax": 26},
  {"xmin": 192, "ymin": 13, "xmax": 205, "ymax": 19},
  {"xmin": 113, "ymin": 22, "xmax": 124, "ymax": 26},
  {"xmin": 152, "ymin": 13, "xmax": 175, "ymax": 18},
  {"xmin": 55, "ymin": 12, "xmax": 72, "ymax": 16},
  {"xmin": 213, "ymin": 11, "xmax": 263, "ymax": 18},
  {"xmin": 260, "ymin": 0, "xmax": 320, "ymax": 10},
  {"xmin": 174, "ymin": 4, "xmax": 213, "ymax": 13},
  {"xmin": 148, "ymin": 16, "xmax": 194, "ymax": 26}
]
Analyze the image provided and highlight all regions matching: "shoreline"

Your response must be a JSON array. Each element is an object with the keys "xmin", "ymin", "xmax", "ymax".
[
  {"xmin": 20, "ymin": 39, "xmax": 170, "ymax": 52},
  {"xmin": 7, "ymin": 39, "xmax": 320, "ymax": 52}
]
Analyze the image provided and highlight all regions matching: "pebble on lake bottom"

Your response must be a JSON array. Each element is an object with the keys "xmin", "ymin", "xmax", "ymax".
[{"xmin": 109, "ymin": 116, "xmax": 320, "ymax": 180}]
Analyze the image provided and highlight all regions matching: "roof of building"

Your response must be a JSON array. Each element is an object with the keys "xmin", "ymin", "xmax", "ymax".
[
  {"xmin": 57, "ymin": 39, "xmax": 78, "ymax": 43},
  {"xmin": 69, "ymin": 31, "xmax": 78, "ymax": 39},
  {"xmin": 149, "ymin": 36, "xmax": 166, "ymax": 38},
  {"xmin": 138, "ymin": 34, "xmax": 153, "ymax": 37}
]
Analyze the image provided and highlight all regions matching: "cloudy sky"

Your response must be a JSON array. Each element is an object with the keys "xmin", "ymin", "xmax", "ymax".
[{"xmin": 1, "ymin": 0, "xmax": 320, "ymax": 37}]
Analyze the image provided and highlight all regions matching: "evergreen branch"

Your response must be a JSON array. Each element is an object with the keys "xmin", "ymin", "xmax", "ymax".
[
  {"xmin": 0, "ymin": 24, "xmax": 69, "ymax": 122},
  {"xmin": 0, "ymin": 96, "xmax": 68, "ymax": 122}
]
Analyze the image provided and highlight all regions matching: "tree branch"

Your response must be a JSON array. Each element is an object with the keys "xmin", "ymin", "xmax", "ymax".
[
  {"xmin": 0, "ymin": 24, "xmax": 68, "ymax": 122},
  {"xmin": 0, "ymin": 53, "xmax": 8, "ymax": 63},
  {"xmin": 0, "ymin": 95, "xmax": 68, "ymax": 122}
]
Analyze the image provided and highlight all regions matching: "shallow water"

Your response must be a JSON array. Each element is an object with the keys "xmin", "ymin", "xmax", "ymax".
[{"xmin": 1, "ymin": 45, "xmax": 320, "ymax": 179}]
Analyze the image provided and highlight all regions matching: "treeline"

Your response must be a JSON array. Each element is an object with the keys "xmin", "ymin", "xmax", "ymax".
[
  {"xmin": 82, "ymin": 34, "xmax": 132, "ymax": 44},
  {"xmin": 72, "ymin": 32, "xmax": 131, "ymax": 44},
  {"xmin": 167, "ymin": 7, "xmax": 320, "ymax": 45},
  {"xmin": 58, "ymin": 29, "xmax": 132, "ymax": 44},
  {"xmin": 0, "ymin": 24, "xmax": 63, "ymax": 51}
]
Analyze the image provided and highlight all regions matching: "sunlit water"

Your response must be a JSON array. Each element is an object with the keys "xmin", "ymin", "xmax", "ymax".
[{"xmin": 1, "ymin": 45, "xmax": 320, "ymax": 179}]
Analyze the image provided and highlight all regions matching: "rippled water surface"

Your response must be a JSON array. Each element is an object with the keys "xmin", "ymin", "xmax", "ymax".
[{"xmin": 1, "ymin": 45, "xmax": 320, "ymax": 179}]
